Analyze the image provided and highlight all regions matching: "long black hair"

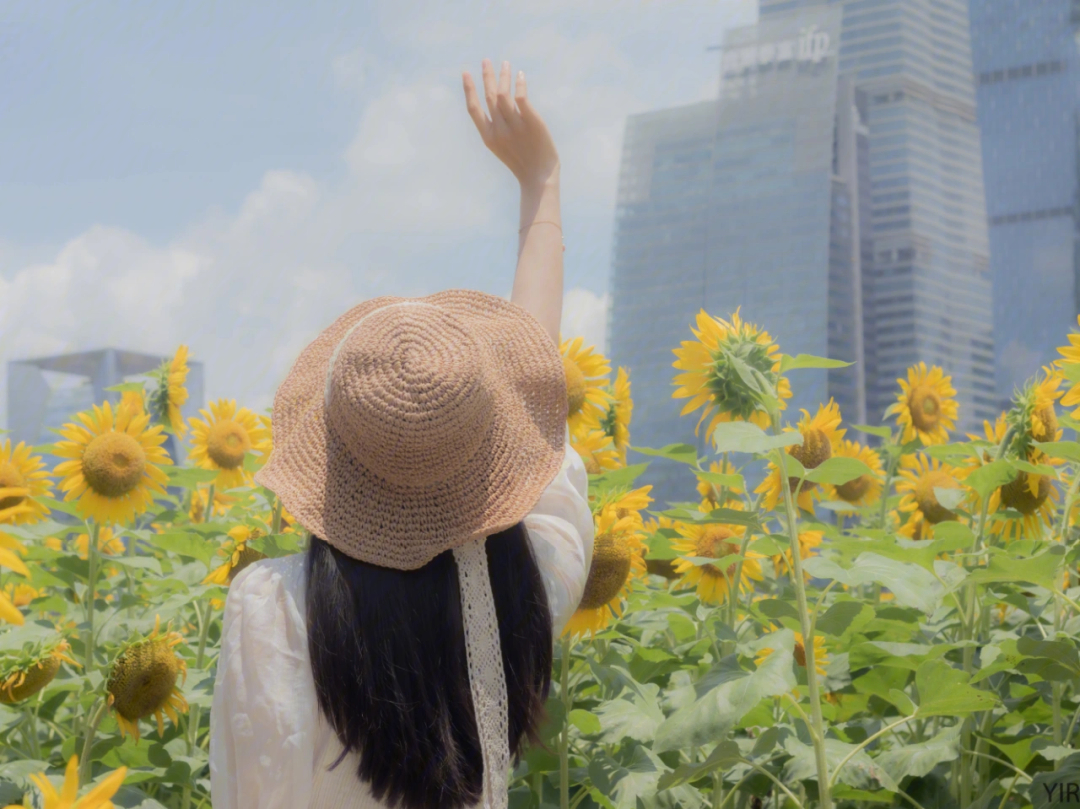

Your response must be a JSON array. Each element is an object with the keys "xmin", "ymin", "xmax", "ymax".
[{"xmin": 305, "ymin": 522, "xmax": 553, "ymax": 809}]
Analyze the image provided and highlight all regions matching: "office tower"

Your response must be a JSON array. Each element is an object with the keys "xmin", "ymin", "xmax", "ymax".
[
  {"xmin": 757, "ymin": 0, "xmax": 999, "ymax": 432},
  {"xmin": 7, "ymin": 348, "xmax": 204, "ymax": 465},
  {"xmin": 969, "ymin": 0, "xmax": 1080, "ymax": 403},
  {"xmin": 608, "ymin": 7, "xmax": 871, "ymax": 508}
]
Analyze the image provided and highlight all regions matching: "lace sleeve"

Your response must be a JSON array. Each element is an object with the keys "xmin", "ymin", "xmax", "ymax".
[
  {"xmin": 209, "ymin": 554, "xmax": 317, "ymax": 809},
  {"xmin": 523, "ymin": 425, "xmax": 594, "ymax": 636}
]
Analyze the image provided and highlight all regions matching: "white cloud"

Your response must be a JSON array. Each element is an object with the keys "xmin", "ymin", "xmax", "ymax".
[{"xmin": 560, "ymin": 287, "xmax": 610, "ymax": 355}]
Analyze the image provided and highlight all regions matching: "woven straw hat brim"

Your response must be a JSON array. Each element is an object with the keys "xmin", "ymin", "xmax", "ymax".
[{"xmin": 254, "ymin": 288, "xmax": 569, "ymax": 571}]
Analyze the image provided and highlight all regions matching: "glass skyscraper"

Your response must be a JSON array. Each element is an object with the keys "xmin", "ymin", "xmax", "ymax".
[
  {"xmin": 758, "ymin": 0, "xmax": 999, "ymax": 431},
  {"xmin": 608, "ymin": 7, "xmax": 869, "ymax": 508},
  {"xmin": 969, "ymin": 0, "xmax": 1080, "ymax": 403}
]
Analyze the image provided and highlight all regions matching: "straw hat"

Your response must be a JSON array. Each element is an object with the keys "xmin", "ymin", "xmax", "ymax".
[{"xmin": 253, "ymin": 287, "xmax": 569, "ymax": 570}]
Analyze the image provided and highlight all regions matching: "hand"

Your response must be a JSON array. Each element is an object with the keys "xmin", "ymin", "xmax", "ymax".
[{"xmin": 462, "ymin": 59, "xmax": 560, "ymax": 189}]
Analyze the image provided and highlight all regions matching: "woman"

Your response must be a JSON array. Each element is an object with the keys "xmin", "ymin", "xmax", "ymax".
[{"xmin": 208, "ymin": 58, "xmax": 594, "ymax": 809}]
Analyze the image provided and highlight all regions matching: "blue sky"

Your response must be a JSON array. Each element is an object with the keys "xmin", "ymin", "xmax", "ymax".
[{"xmin": 0, "ymin": 0, "xmax": 755, "ymax": 426}]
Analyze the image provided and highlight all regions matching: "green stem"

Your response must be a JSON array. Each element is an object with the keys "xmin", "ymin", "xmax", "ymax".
[
  {"xmin": 877, "ymin": 433, "xmax": 901, "ymax": 530},
  {"xmin": 559, "ymin": 635, "xmax": 571, "ymax": 809},
  {"xmin": 770, "ymin": 408, "xmax": 830, "ymax": 809},
  {"xmin": 203, "ymin": 484, "xmax": 216, "ymax": 524},
  {"xmin": 182, "ymin": 601, "xmax": 216, "ymax": 809},
  {"xmin": 271, "ymin": 495, "xmax": 283, "ymax": 534},
  {"xmin": 84, "ymin": 521, "xmax": 100, "ymax": 674},
  {"xmin": 737, "ymin": 757, "xmax": 805, "ymax": 809},
  {"xmin": 78, "ymin": 699, "xmax": 108, "ymax": 785}
]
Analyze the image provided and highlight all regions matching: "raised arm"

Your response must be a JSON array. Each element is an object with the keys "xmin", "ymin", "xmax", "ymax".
[{"xmin": 462, "ymin": 58, "xmax": 563, "ymax": 345}]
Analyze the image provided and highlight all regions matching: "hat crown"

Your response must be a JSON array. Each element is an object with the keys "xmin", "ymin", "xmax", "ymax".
[{"xmin": 325, "ymin": 304, "xmax": 495, "ymax": 488}]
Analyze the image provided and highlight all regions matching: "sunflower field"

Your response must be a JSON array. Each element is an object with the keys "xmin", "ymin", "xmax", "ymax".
[{"xmin": 5, "ymin": 312, "xmax": 1080, "ymax": 809}]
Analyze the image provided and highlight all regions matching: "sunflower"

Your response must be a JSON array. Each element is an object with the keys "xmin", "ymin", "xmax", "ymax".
[
  {"xmin": 825, "ymin": 440, "xmax": 883, "ymax": 507},
  {"xmin": 755, "ymin": 400, "xmax": 845, "ymax": 512},
  {"xmin": 0, "ymin": 535, "xmax": 29, "ymax": 625},
  {"xmin": 755, "ymin": 631, "xmax": 828, "ymax": 677},
  {"xmin": 106, "ymin": 616, "xmax": 188, "ymax": 743},
  {"xmin": 11, "ymin": 755, "xmax": 127, "ymax": 809},
  {"xmin": 0, "ymin": 639, "xmax": 78, "ymax": 704},
  {"xmin": 187, "ymin": 399, "xmax": 270, "ymax": 491},
  {"xmin": 52, "ymin": 400, "xmax": 172, "ymax": 525},
  {"xmin": 641, "ymin": 513, "xmax": 681, "ymax": 579},
  {"xmin": 588, "ymin": 484, "xmax": 654, "ymax": 530},
  {"xmin": 671, "ymin": 519, "xmax": 764, "ymax": 604},
  {"xmin": 1056, "ymin": 316, "xmax": 1080, "ymax": 417},
  {"xmin": 896, "ymin": 454, "xmax": 961, "ymax": 538},
  {"xmin": 696, "ymin": 458, "xmax": 744, "ymax": 509},
  {"xmin": 1007, "ymin": 368, "xmax": 1064, "ymax": 458},
  {"xmin": 562, "ymin": 506, "xmax": 647, "ymax": 637},
  {"xmin": 189, "ymin": 485, "xmax": 239, "ymax": 523},
  {"xmin": 772, "ymin": 530, "xmax": 823, "ymax": 580},
  {"xmin": 672, "ymin": 308, "xmax": 793, "ymax": 441},
  {"xmin": 560, "ymin": 336, "xmax": 614, "ymax": 438},
  {"xmin": 959, "ymin": 413, "xmax": 1060, "ymax": 542},
  {"xmin": 580, "ymin": 367, "xmax": 633, "ymax": 465},
  {"xmin": 118, "ymin": 389, "xmax": 145, "ymax": 419},
  {"xmin": 2, "ymin": 583, "xmax": 39, "ymax": 609},
  {"xmin": 891, "ymin": 363, "xmax": 958, "ymax": 445},
  {"xmin": 570, "ymin": 428, "xmax": 621, "ymax": 475},
  {"xmin": 203, "ymin": 525, "xmax": 269, "ymax": 586},
  {"xmin": 0, "ymin": 439, "xmax": 53, "ymax": 526},
  {"xmin": 147, "ymin": 345, "xmax": 191, "ymax": 437}
]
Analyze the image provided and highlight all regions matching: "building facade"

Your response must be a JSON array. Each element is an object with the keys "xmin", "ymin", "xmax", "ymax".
[
  {"xmin": 7, "ymin": 348, "xmax": 204, "ymax": 465},
  {"xmin": 757, "ymin": 0, "xmax": 998, "ymax": 431},
  {"xmin": 969, "ymin": 0, "xmax": 1080, "ymax": 403},
  {"xmin": 608, "ymin": 6, "xmax": 871, "ymax": 508}
]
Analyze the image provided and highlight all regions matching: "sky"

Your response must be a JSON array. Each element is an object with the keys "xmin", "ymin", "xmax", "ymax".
[{"xmin": 0, "ymin": 0, "xmax": 757, "ymax": 428}]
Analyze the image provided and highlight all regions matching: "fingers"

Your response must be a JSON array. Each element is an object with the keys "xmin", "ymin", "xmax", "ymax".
[
  {"xmin": 496, "ymin": 60, "xmax": 519, "ymax": 125},
  {"xmin": 462, "ymin": 71, "xmax": 492, "ymax": 143},
  {"xmin": 514, "ymin": 69, "xmax": 538, "ymax": 125},
  {"xmin": 482, "ymin": 59, "xmax": 500, "ymax": 124}
]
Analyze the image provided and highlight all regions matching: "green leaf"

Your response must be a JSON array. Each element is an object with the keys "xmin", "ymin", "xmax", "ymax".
[
  {"xmin": 710, "ymin": 421, "xmax": 803, "ymax": 455},
  {"xmin": 966, "ymin": 545, "xmax": 1064, "ymax": 590},
  {"xmin": 1035, "ymin": 440, "xmax": 1080, "ymax": 463},
  {"xmin": 964, "ymin": 460, "xmax": 1017, "ymax": 500},
  {"xmin": 876, "ymin": 723, "xmax": 960, "ymax": 783},
  {"xmin": 151, "ymin": 532, "xmax": 216, "ymax": 566},
  {"xmin": 164, "ymin": 467, "xmax": 220, "ymax": 488},
  {"xmin": 594, "ymin": 683, "xmax": 664, "ymax": 743},
  {"xmin": 1013, "ymin": 459, "xmax": 1060, "ymax": 479},
  {"xmin": 804, "ymin": 456, "xmax": 875, "ymax": 485},
  {"xmin": 588, "ymin": 748, "xmax": 673, "ymax": 809},
  {"xmin": 644, "ymin": 529, "xmax": 677, "ymax": 561},
  {"xmin": 914, "ymin": 659, "xmax": 998, "ymax": 716},
  {"xmin": 629, "ymin": 444, "xmax": 699, "ymax": 465},
  {"xmin": 692, "ymin": 470, "xmax": 745, "ymax": 491},
  {"xmin": 886, "ymin": 688, "xmax": 917, "ymax": 716},
  {"xmin": 568, "ymin": 709, "xmax": 601, "ymax": 736},
  {"xmin": 653, "ymin": 630, "xmax": 797, "ymax": 752},
  {"xmin": 590, "ymin": 463, "xmax": 651, "ymax": 491},
  {"xmin": 816, "ymin": 601, "xmax": 867, "ymax": 637},
  {"xmin": 756, "ymin": 598, "xmax": 801, "ymax": 622},
  {"xmin": 803, "ymin": 553, "xmax": 945, "ymax": 614},
  {"xmin": 977, "ymin": 733, "xmax": 1040, "ymax": 770},
  {"xmin": 852, "ymin": 423, "xmax": 892, "ymax": 439},
  {"xmin": 933, "ymin": 486, "xmax": 966, "ymax": 511},
  {"xmin": 778, "ymin": 354, "xmax": 854, "ymax": 373},
  {"xmin": 782, "ymin": 736, "xmax": 899, "ymax": 791},
  {"xmin": 657, "ymin": 740, "xmax": 741, "ymax": 791}
]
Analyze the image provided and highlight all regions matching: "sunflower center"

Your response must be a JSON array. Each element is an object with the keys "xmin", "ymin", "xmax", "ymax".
[
  {"xmin": 107, "ymin": 640, "xmax": 182, "ymax": 721},
  {"xmin": 207, "ymin": 420, "xmax": 251, "ymax": 470},
  {"xmin": 913, "ymin": 469, "xmax": 959, "ymax": 524},
  {"xmin": 836, "ymin": 475, "xmax": 871, "ymax": 503},
  {"xmin": 999, "ymin": 474, "xmax": 1051, "ymax": 516},
  {"xmin": 791, "ymin": 427, "xmax": 832, "ymax": 470},
  {"xmin": 578, "ymin": 532, "xmax": 632, "ymax": 609},
  {"xmin": 909, "ymin": 386, "xmax": 942, "ymax": 432},
  {"xmin": 82, "ymin": 432, "xmax": 147, "ymax": 498},
  {"xmin": 228, "ymin": 547, "xmax": 268, "ymax": 583},
  {"xmin": 1033, "ymin": 405, "xmax": 1059, "ymax": 443},
  {"xmin": 696, "ymin": 526, "xmax": 740, "ymax": 580},
  {"xmin": 0, "ymin": 461, "xmax": 26, "ymax": 511},
  {"xmin": 563, "ymin": 356, "xmax": 587, "ymax": 417},
  {"xmin": 0, "ymin": 656, "xmax": 61, "ymax": 705}
]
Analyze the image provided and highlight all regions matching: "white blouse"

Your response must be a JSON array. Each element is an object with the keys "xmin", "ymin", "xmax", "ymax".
[{"xmin": 209, "ymin": 427, "xmax": 594, "ymax": 809}]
